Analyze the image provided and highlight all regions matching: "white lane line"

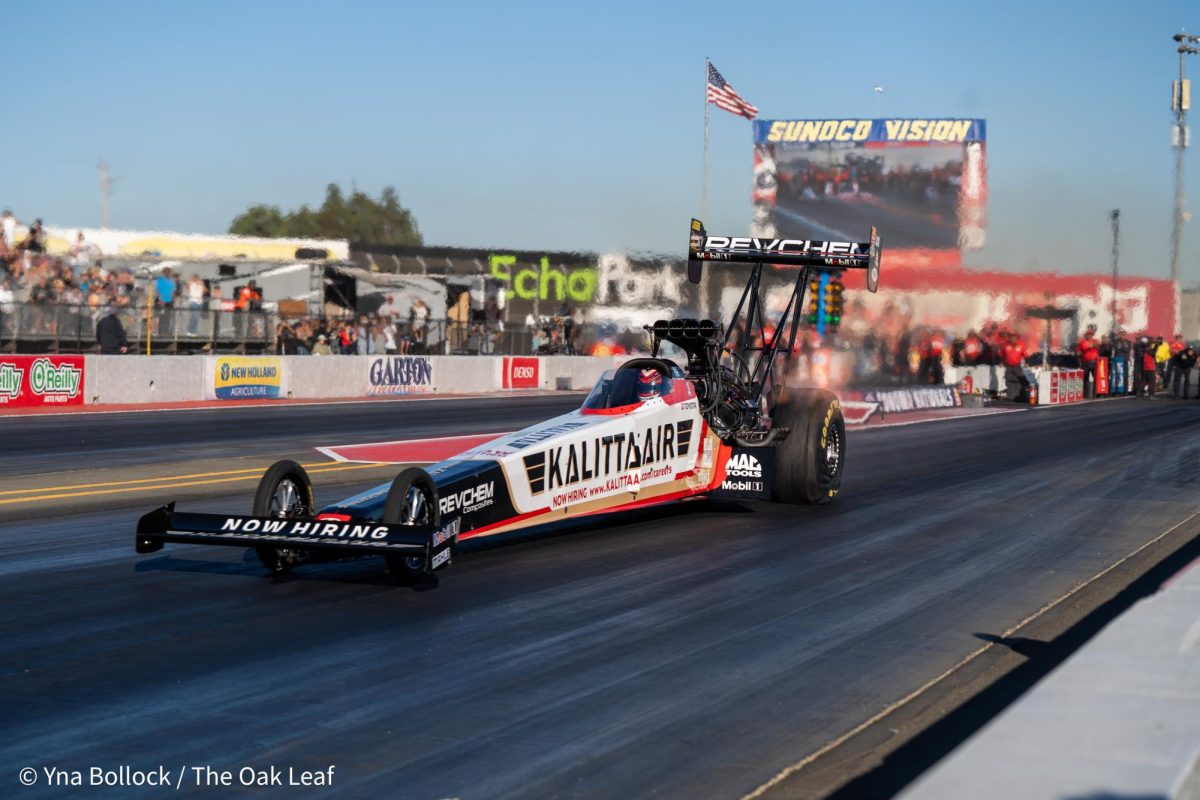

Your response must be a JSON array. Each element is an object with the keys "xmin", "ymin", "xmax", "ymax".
[
  {"xmin": 0, "ymin": 392, "xmax": 585, "ymax": 419},
  {"xmin": 740, "ymin": 504, "xmax": 1200, "ymax": 800},
  {"xmin": 316, "ymin": 447, "xmax": 350, "ymax": 463},
  {"xmin": 848, "ymin": 407, "xmax": 1022, "ymax": 432},
  {"xmin": 315, "ymin": 431, "xmax": 514, "ymax": 463},
  {"xmin": 1029, "ymin": 395, "xmax": 1138, "ymax": 410}
]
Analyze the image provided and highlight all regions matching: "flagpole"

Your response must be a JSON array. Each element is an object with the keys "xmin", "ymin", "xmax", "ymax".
[
  {"xmin": 701, "ymin": 57, "xmax": 711, "ymax": 321},
  {"xmin": 703, "ymin": 57, "xmax": 710, "ymax": 222}
]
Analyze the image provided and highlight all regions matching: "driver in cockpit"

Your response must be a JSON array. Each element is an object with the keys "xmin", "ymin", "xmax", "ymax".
[{"xmin": 636, "ymin": 368, "xmax": 665, "ymax": 403}]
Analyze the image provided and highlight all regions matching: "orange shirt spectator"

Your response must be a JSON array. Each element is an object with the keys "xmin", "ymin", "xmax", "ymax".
[
  {"xmin": 1077, "ymin": 333, "xmax": 1099, "ymax": 363},
  {"xmin": 1002, "ymin": 340, "xmax": 1026, "ymax": 367}
]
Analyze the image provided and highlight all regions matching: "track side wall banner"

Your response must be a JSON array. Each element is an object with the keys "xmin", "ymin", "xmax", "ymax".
[
  {"xmin": 0, "ymin": 355, "xmax": 85, "ymax": 408},
  {"xmin": 367, "ymin": 356, "xmax": 436, "ymax": 395},
  {"xmin": 205, "ymin": 356, "xmax": 287, "ymax": 401},
  {"xmin": 67, "ymin": 355, "xmax": 625, "ymax": 406},
  {"xmin": 502, "ymin": 357, "xmax": 541, "ymax": 389}
]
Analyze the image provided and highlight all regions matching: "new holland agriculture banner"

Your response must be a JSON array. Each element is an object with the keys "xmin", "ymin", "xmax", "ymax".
[{"xmin": 207, "ymin": 356, "xmax": 285, "ymax": 400}]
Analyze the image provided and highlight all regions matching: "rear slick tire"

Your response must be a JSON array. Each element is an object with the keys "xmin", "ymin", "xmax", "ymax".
[
  {"xmin": 382, "ymin": 467, "xmax": 440, "ymax": 586},
  {"xmin": 771, "ymin": 389, "xmax": 845, "ymax": 505},
  {"xmin": 251, "ymin": 460, "xmax": 315, "ymax": 574}
]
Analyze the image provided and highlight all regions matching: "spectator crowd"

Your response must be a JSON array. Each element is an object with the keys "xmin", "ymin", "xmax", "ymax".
[
  {"xmin": 274, "ymin": 311, "xmax": 425, "ymax": 356},
  {"xmin": 0, "ymin": 209, "xmax": 142, "ymax": 315},
  {"xmin": 272, "ymin": 302, "xmax": 588, "ymax": 357},
  {"xmin": 849, "ymin": 319, "xmax": 1198, "ymax": 401},
  {"xmin": 0, "ymin": 208, "xmax": 278, "ymax": 348}
]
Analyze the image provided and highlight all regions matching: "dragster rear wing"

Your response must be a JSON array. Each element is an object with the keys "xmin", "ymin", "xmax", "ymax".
[{"xmin": 687, "ymin": 218, "xmax": 880, "ymax": 292}]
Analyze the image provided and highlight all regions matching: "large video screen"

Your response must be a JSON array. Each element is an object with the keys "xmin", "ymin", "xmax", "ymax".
[{"xmin": 752, "ymin": 118, "xmax": 987, "ymax": 251}]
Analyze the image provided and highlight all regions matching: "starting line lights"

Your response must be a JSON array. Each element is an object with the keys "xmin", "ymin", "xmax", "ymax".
[{"xmin": 806, "ymin": 270, "xmax": 845, "ymax": 334}]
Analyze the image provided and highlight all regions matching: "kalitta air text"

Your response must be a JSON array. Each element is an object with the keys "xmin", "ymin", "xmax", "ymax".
[{"xmin": 523, "ymin": 421, "xmax": 693, "ymax": 495}]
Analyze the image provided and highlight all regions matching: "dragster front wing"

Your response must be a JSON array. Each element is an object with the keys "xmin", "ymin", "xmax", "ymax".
[{"xmin": 136, "ymin": 504, "xmax": 458, "ymax": 570}]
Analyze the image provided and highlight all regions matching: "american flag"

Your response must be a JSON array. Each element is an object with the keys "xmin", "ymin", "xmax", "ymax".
[{"xmin": 706, "ymin": 61, "xmax": 758, "ymax": 120}]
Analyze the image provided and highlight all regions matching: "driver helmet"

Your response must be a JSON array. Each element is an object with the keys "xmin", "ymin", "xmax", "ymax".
[{"xmin": 636, "ymin": 368, "xmax": 665, "ymax": 402}]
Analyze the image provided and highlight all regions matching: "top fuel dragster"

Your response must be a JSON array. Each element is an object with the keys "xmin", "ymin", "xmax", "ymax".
[{"xmin": 136, "ymin": 219, "xmax": 881, "ymax": 584}]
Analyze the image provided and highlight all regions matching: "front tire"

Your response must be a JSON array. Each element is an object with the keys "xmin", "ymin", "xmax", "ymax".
[
  {"xmin": 771, "ymin": 388, "xmax": 845, "ymax": 505},
  {"xmin": 382, "ymin": 467, "xmax": 440, "ymax": 585},
  {"xmin": 252, "ymin": 460, "xmax": 315, "ymax": 573}
]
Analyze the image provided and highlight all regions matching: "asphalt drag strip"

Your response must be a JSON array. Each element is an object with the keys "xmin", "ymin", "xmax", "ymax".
[{"xmin": 2, "ymin": 396, "xmax": 1199, "ymax": 799}]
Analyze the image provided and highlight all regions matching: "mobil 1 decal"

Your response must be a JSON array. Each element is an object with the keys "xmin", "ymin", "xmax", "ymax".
[
  {"xmin": 713, "ymin": 446, "xmax": 775, "ymax": 500},
  {"xmin": 521, "ymin": 419, "xmax": 694, "ymax": 510}
]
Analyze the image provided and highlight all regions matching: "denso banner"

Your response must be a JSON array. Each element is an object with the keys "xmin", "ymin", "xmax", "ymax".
[
  {"xmin": 502, "ymin": 356, "xmax": 540, "ymax": 390},
  {"xmin": 0, "ymin": 355, "xmax": 85, "ymax": 408},
  {"xmin": 208, "ymin": 356, "xmax": 284, "ymax": 400},
  {"xmin": 368, "ymin": 356, "xmax": 435, "ymax": 395}
]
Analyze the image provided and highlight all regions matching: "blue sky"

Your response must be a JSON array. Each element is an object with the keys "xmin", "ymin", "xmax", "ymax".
[{"xmin": 7, "ymin": 0, "xmax": 1199, "ymax": 279}]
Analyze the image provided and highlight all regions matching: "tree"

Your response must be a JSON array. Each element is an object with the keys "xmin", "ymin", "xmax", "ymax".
[
  {"xmin": 226, "ymin": 204, "xmax": 286, "ymax": 238},
  {"xmin": 229, "ymin": 183, "xmax": 422, "ymax": 245}
]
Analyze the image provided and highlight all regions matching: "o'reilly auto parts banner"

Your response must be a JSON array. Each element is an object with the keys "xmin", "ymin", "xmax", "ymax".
[
  {"xmin": 0, "ymin": 355, "xmax": 85, "ymax": 408},
  {"xmin": 502, "ymin": 357, "xmax": 540, "ymax": 389},
  {"xmin": 368, "ymin": 356, "xmax": 435, "ymax": 395}
]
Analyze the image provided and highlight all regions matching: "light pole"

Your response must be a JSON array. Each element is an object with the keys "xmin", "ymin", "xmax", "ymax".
[
  {"xmin": 873, "ymin": 86, "xmax": 883, "ymax": 118},
  {"xmin": 1111, "ymin": 209, "xmax": 1120, "ymax": 338},
  {"xmin": 1171, "ymin": 33, "xmax": 1199, "ymax": 330},
  {"xmin": 98, "ymin": 159, "xmax": 112, "ymax": 229}
]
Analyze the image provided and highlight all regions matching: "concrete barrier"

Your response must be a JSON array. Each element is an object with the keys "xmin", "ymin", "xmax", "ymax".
[
  {"xmin": 77, "ymin": 354, "xmax": 624, "ymax": 405},
  {"xmin": 944, "ymin": 364, "xmax": 1003, "ymax": 395},
  {"xmin": 79, "ymin": 355, "xmax": 1200, "ymax": 407},
  {"xmin": 901, "ymin": 559, "xmax": 1200, "ymax": 799},
  {"xmin": 946, "ymin": 361, "xmax": 1200, "ymax": 402},
  {"xmin": 288, "ymin": 355, "xmax": 367, "ymax": 399},
  {"xmin": 947, "ymin": 364, "xmax": 1115, "ymax": 404},
  {"xmin": 285, "ymin": 355, "xmax": 621, "ymax": 399},
  {"xmin": 543, "ymin": 355, "xmax": 624, "ymax": 391},
  {"xmin": 85, "ymin": 356, "xmax": 207, "ymax": 404}
]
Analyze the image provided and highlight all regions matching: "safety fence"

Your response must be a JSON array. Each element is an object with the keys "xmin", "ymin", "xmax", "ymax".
[
  {"xmin": 0, "ymin": 303, "xmax": 629, "ymax": 357},
  {"xmin": 0, "ymin": 303, "xmax": 272, "ymax": 354},
  {"xmin": 295, "ymin": 318, "xmax": 604, "ymax": 357}
]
